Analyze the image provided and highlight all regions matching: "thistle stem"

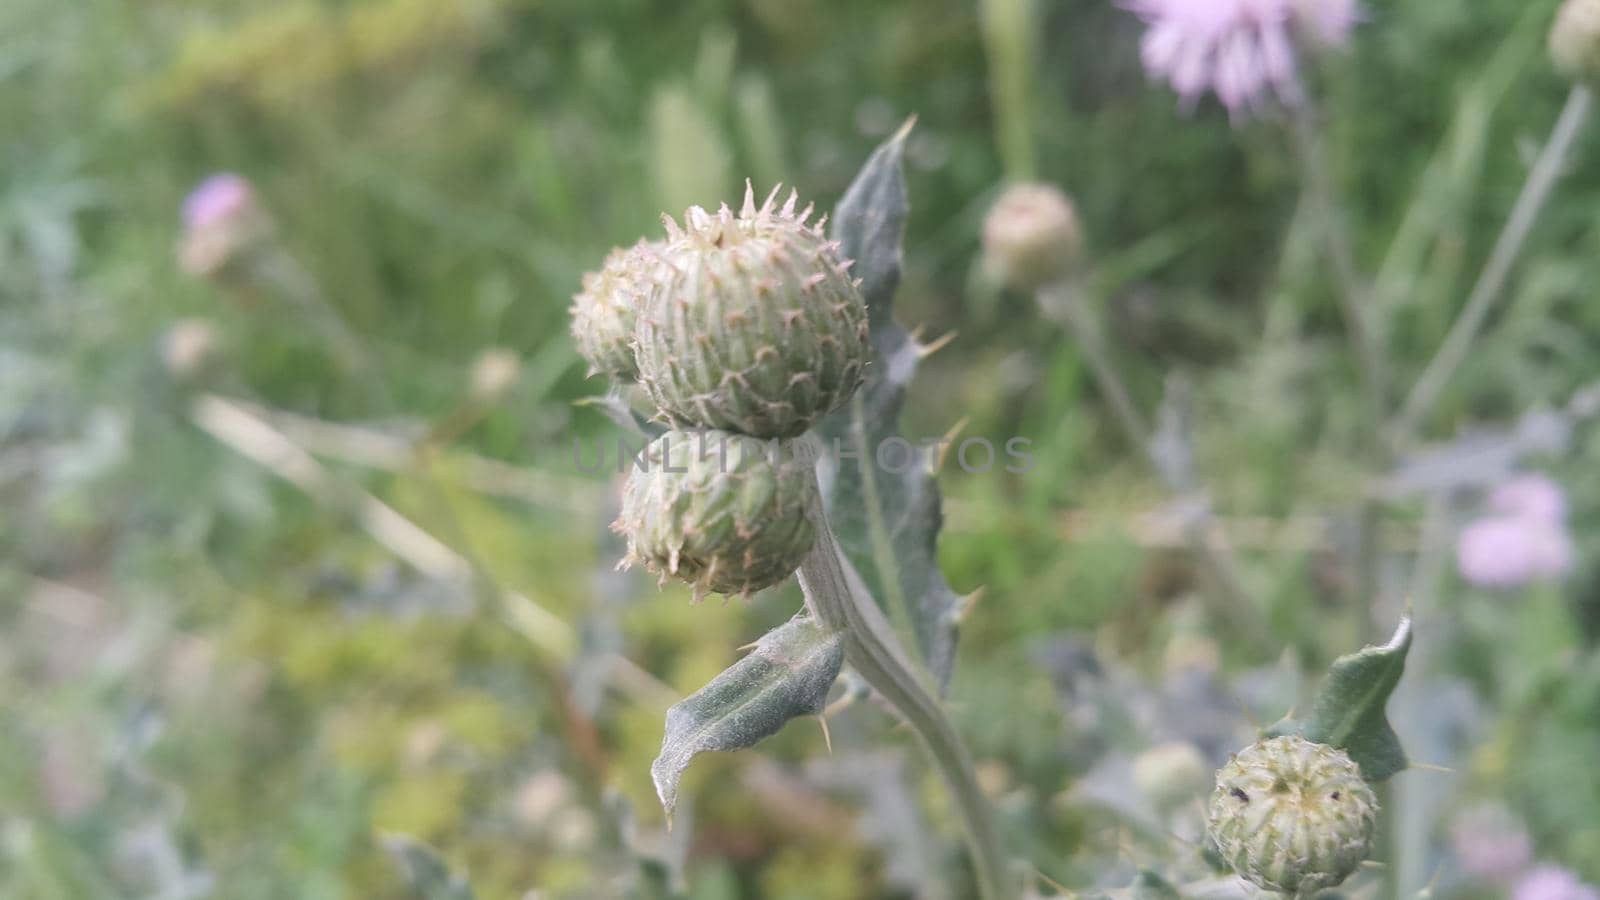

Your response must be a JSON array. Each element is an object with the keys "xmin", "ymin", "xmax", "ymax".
[
  {"xmin": 1288, "ymin": 96, "xmax": 1389, "ymax": 428},
  {"xmin": 793, "ymin": 437, "xmax": 1016, "ymax": 900},
  {"xmin": 1391, "ymin": 85, "xmax": 1594, "ymax": 444},
  {"xmin": 1039, "ymin": 283, "xmax": 1272, "ymax": 655}
]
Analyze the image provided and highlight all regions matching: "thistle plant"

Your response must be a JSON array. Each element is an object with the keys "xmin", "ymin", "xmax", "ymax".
[{"xmin": 573, "ymin": 126, "xmax": 1016, "ymax": 900}]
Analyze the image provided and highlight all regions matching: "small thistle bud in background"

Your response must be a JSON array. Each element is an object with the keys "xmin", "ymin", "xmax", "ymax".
[
  {"xmin": 615, "ymin": 428, "xmax": 818, "ymax": 598},
  {"xmin": 160, "ymin": 318, "xmax": 221, "ymax": 380},
  {"xmin": 178, "ymin": 173, "xmax": 271, "ymax": 279},
  {"xmin": 981, "ymin": 183, "xmax": 1083, "ymax": 293},
  {"xmin": 634, "ymin": 185, "xmax": 870, "ymax": 439},
  {"xmin": 570, "ymin": 241, "xmax": 664, "ymax": 381},
  {"xmin": 1133, "ymin": 741, "xmax": 1211, "ymax": 811},
  {"xmin": 1207, "ymin": 735, "xmax": 1378, "ymax": 895},
  {"xmin": 470, "ymin": 347, "xmax": 522, "ymax": 401},
  {"xmin": 1551, "ymin": 0, "xmax": 1600, "ymax": 82}
]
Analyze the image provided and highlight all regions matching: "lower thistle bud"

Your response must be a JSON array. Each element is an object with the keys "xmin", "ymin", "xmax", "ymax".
[
  {"xmin": 616, "ymin": 428, "xmax": 817, "ymax": 598},
  {"xmin": 1207, "ymin": 735, "xmax": 1378, "ymax": 895}
]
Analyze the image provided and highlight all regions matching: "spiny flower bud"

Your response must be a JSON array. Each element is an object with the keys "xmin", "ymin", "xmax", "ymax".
[
  {"xmin": 615, "ymin": 428, "xmax": 817, "ymax": 598},
  {"xmin": 1207, "ymin": 735, "xmax": 1378, "ymax": 895},
  {"xmin": 634, "ymin": 184, "xmax": 870, "ymax": 439},
  {"xmin": 981, "ymin": 182, "xmax": 1083, "ymax": 292},
  {"xmin": 1551, "ymin": 0, "xmax": 1600, "ymax": 82},
  {"xmin": 570, "ymin": 241, "xmax": 664, "ymax": 381}
]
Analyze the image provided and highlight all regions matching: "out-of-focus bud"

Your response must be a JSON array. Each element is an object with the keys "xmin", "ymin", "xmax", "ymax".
[
  {"xmin": 981, "ymin": 183, "xmax": 1083, "ymax": 292},
  {"xmin": 470, "ymin": 347, "xmax": 521, "ymax": 401},
  {"xmin": 160, "ymin": 318, "xmax": 221, "ymax": 380},
  {"xmin": 1552, "ymin": 0, "xmax": 1600, "ymax": 82},
  {"xmin": 1451, "ymin": 805, "xmax": 1534, "ymax": 883},
  {"xmin": 1133, "ymin": 741, "xmax": 1211, "ymax": 811},
  {"xmin": 178, "ymin": 173, "xmax": 272, "ymax": 278},
  {"xmin": 1513, "ymin": 865, "xmax": 1600, "ymax": 900}
]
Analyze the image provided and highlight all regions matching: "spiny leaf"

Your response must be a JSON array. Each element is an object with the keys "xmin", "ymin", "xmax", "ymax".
[
  {"xmin": 651, "ymin": 615, "xmax": 844, "ymax": 821},
  {"xmin": 380, "ymin": 834, "xmax": 475, "ymax": 900},
  {"xmin": 820, "ymin": 120, "xmax": 965, "ymax": 691},
  {"xmin": 1273, "ymin": 617, "xmax": 1413, "ymax": 782}
]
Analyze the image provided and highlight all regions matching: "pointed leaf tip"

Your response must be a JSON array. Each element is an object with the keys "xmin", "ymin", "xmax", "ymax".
[
  {"xmin": 1297, "ymin": 617, "xmax": 1414, "ymax": 782},
  {"xmin": 651, "ymin": 616, "xmax": 845, "ymax": 819}
]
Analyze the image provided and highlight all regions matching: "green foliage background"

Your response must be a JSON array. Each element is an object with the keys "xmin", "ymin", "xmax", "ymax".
[{"xmin": 3, "ymin": 0, "xmax": 1599, "ymax": 896}]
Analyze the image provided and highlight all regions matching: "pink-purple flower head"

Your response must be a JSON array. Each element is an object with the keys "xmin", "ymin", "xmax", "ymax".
[
  {"xmin": 1514, "ymin": 866, "xmax": 1600, "ymax": 900},
  {"xmin": 179, "ymin": 173, "xmax": 269, "ymax": 277},
  {"xmin": 1456, "ymin": 472, "xmax": 1574, "ymax": 590},
  {"xmin": 1489, "ymin": 473, "xmax": 1568, "ymax": 523},
  {"xmin": 1451, "ymin": 805, "xmax": 1533, "ymax": 883},
  {"xmin": 1123, "ymin": 0, "xmax": 1359, "ymax": 120},
  {"xmin": 182, "ymin": 174, "xmax": 254, "ymax": 232}
]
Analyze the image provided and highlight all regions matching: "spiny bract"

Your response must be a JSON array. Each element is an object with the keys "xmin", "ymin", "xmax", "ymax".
[
  {"xmin": 615, "ymin": 428, "xmax": 818, "ymax": 598},
  {"xmin": 633, "ymin": 184, "xmax": 870, "ymax": 439},
  {"xmin": 570, "ymin": 240, "xmax": 664, "ymax": 380},
  {"xmin": 1207, "ymin": 735, "xmax": 1378, "ymax": 895}
]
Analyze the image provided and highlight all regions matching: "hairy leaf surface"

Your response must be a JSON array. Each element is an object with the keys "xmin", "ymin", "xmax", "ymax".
[{"xmin": 651, "ymin": 615, "xmax": 844, "ymax": 820}]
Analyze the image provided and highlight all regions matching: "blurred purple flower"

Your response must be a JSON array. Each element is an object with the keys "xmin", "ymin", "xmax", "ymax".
[
  {"xmin": 182, "ymin": 173, "xmax": 254, "ymax": 232},
  {"xmin": 179, "ymin": 173, "xmax": 268, "ymax": 277},
  {"xmin": 1451, "ymin": 806, "xmax": 1533, "ymax": 883},
  {"xmin": 1514, "ymin": 866, "xmax": 1600, "ymax": 900},
  {"xmin": 1457, "ymin": 515, "xmax": 1574, "ymax": 589},
  {"xmin": 1122, "ymin": 0, "xmax": 1359, "ymax": 119},
  {"xmin": 1490, "ymin": 473, "xmax": 1568, "ymax": 524}
]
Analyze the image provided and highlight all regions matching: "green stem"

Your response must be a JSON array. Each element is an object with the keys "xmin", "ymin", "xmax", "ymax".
[
  {"xmin": 1391, "ymin": 85, "xmax": 1594, "ymax": 445},
  {"xmin": 793, "ymin": 438, "xmax": 1016, "ymax": 900},
  {"xmin": 1288, "ymin": 96, "xmax": 1389, "ymax": 430}
]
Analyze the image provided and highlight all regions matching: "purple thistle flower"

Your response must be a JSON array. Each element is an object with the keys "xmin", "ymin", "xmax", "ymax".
[
  {"xmin": 1514, "ymin": 866, "xmax": 1600, "ymax": 900},
  {"xmin": 1122, "ymin": 0, "xmax": 1359, "ymax": 120},
  {"xmin": 1451, "ymin": 806, "xmax": 1533, "ymax": 883},
  {"xmin": 182, "ymin": 173, "xmax": 255, "ymax": 232},
  {"xmin": 1456, "ymin": 515, "xmax": 1574, "ymax": 589},
  {"xmin": 178, "ymin": 173, "xmax": 268, "ymax": 277}
]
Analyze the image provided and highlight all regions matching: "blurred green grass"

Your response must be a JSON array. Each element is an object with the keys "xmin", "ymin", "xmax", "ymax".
[{"xmin": 3, "ymin": 0, "xmax": 1600, "ymax": 896}]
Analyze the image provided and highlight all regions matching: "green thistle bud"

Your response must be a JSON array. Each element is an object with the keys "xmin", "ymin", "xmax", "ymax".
[
  {"xmin": 981, "ymin": 182, "xmax": 1083, "ymax": 293},
  {"xmin": 616, "ymin": 428, "xmax": 818, "ymax": 599},
  {"xmin": 1552, "ymin": 0, "xmax": 1600, "ymax": 82},
  {"xmin": 634, "ymin": 185, "xmax": 870, "ymax": 439},
  {"xmin": 570, "ymin": 241, "xmax": 664, "ymax": 381},
  {"xmin": 1207, "ymin": 735, "xmax": 1378, "ymax": 895}
]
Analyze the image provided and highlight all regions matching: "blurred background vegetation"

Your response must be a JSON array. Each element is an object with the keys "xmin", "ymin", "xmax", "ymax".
[{"xmin": 3, "ymin": 0, "xmax": 1599, "ymax": 897}]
